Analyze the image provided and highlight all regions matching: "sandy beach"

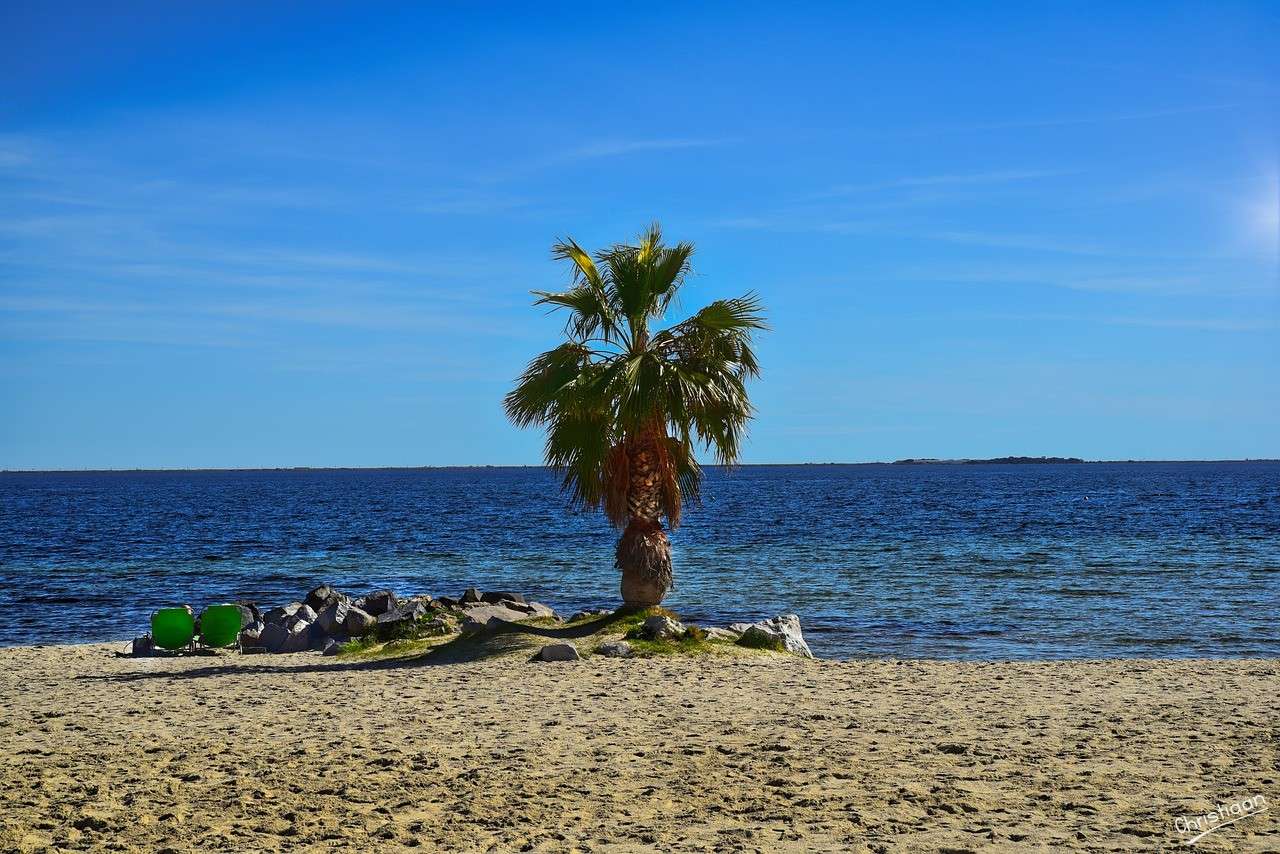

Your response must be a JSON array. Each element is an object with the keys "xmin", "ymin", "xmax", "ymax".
[{"xmin": 1, "ymin": 644, "xmax": 1276, "ymax": 853}]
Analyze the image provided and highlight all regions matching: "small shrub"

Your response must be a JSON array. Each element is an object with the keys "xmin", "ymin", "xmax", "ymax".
[{"xmin": 682, "ymin": 625, "xmax": 707, "ymax": 642}]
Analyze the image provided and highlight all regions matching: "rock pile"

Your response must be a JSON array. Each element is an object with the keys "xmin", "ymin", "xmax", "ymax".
[
  {"xmin": 129, "ymin": 586, "xmax": 816, "ymax": 660},
  {"xmin": 141, "ymin": 584, "xmax": 563, "ymax": 656}
]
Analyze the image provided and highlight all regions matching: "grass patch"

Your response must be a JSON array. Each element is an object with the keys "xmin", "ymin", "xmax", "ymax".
[
  {"xmin": 338, "ymin": 625, "xmax": 457, "ymax": 658},
  {"xmin": 337, "ymin": 604, "xmax": 781, "ymax": 663},
  {"xmin": 338, "ymin": 634, "xmax": 382, "ymax": 655},
  {"xmin": 620, "ymin": 623, "xmax": 758, "ymax": 658},
  {"xmin": 608, "ymin": 605, "xmax": 679, "ymax": 637},
  {"xmin": 624, "ymin": 635, "xmax": 721, "ymax": 657}
]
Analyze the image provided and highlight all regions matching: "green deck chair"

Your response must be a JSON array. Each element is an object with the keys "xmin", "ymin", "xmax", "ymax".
[
  {"xmin": 151, "ymin": 607, "xmax": 196, "ymax": 651},
  {"xmin": 198, "ymin": 604, "xmax": 242, "ymax": 649}
]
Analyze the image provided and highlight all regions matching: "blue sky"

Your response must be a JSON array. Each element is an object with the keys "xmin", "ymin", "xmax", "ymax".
[{"xmin": 2, "ymin": 2, "xmax": 1277, "ymax": 468}]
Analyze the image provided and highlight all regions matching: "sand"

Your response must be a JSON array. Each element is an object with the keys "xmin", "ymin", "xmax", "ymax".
[{"xmin": 0, "ymin": 643, "xmax": 1277, "ymax": 853}]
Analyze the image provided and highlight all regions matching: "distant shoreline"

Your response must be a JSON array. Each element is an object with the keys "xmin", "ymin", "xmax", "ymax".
[{"xmin": 3, "ymin": 459, "xmax": 1277, "ymax": 474}]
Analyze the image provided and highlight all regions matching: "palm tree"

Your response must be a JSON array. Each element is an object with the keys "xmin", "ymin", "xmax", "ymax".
[{"xmin": 505, "ymin": 224, "xmax": 766, "ymax": 606}]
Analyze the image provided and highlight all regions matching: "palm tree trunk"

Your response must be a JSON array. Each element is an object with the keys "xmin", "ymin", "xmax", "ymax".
[{"xmin": 616, "ymin": 436, "xmax": 673, "ymax": 606}]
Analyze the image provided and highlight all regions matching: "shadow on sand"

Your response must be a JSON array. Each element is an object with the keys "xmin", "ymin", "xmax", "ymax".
[{"xmin": 78, "ymin": 614, "xmax": 621, "ymax": 684}]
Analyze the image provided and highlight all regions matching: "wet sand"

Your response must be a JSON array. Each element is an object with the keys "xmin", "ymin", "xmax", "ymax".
[{"xmin": 1, "ymin": 644, "xmax": 1276, "ymax": 852}]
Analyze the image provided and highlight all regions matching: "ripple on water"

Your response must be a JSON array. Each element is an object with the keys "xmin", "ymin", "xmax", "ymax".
[{"xmin": 1, "ymin": 462, "xmax": 1278, "ymax": 658}]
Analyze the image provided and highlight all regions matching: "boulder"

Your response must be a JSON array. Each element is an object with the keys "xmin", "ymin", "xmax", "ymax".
[
  {"xmin": 537, "ymin": 643, "xmax": 580, "ymax": 662},
  {"xmin": 704, "ymin": 627, "xmax": 740, "ymax": 642},
  {"xmin": 436, "ymin": 596, "xmax": 459, "ymax": 609},
  {"xmin": 238, "ymin": 620, "xmax": 266, "ymax": 647},
  {"xmin": 285, "ymin": 607, "xmax": 315, "ymax": 634},
  {"xmin": 727, "ymin": 622, "xmax": 752, "ymax": 635},
  {"xmin": 234, "ymin": 603, "xmax": 259, "ymax": 628},
  {"xmin": 358, "ymin": 589, "xmax": 399, "ymax": 617},
  {"xmin": 315, "ymin": 600, "xmax": 351, "ymax": 637},
  {"xmin": 304, "ymin": 584, "xmax": 344, "ymax": 613},
  {"xmin": 735, "ymin": 614, "xmax": 813, "ymax": 658},
  {"xmin": 459, "ymin": 604, "xmax": 532, "ymax": 633},
  {"xmin": 377, "ymin": 598, "xmax": 430, "ymax": 624},
  {"xmin": 263, "ymin": 602, "xmax": 304, "ymax": 625},
  {"xmin": 505, "ymin": 601, "xmax": 558, "ymax": 620},
  {"xmin": 596, "ymin": 641, "xmax": 632, "ymax": 658},
  {"xmin": 322, "ymin": 638, "xmax": 342, "ymax": 656},
  {"xmin": 258, "ymin": 622, "xmax": 310, "ymax": 654},
  {"xmin": 460, "ymin": 587, "xmax": 482, "ymax": 604},
  {"xmin": 374, "ymin": 598, "xmax": 433, "ymax": 639},
  {"xmin": 480, "ymin": 591, "xmax": 526, "ymax": 605},
  {"xmin": 642, "ymin": 615, "xmax": 685, "ymax": 640},
  {"xmin": 343, "ymin": 606, "xmax": 377, "ymax": 636}
]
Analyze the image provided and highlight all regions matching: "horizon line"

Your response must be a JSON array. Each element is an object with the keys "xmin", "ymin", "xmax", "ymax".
[{"xmin": 4, "ymin": 458, "xmax": 1279, "ymax": 474}]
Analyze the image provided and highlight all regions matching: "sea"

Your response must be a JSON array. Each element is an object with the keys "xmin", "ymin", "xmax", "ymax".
[{"xmin": 1, "ymin": 462, "xmax": 1276, "ymax": 659}]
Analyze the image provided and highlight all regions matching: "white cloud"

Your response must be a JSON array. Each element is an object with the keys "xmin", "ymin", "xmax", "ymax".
[
  {"xmin": 565, "ymin": 138, "xmax": 728, "ymax": 160},
  {"xmin": 811, "ymin": 169, "xmax": 1070, "ymax": 199}
]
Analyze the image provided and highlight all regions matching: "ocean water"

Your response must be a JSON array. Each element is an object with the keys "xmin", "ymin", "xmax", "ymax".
[{"xmin": 0, "ymin": 463, "xmax": 1276, "ymax": 659}]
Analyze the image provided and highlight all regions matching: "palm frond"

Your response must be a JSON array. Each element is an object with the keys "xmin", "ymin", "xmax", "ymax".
[
  {"xmin": 544, "ymin": 237, "xmax": 621, "ymax": 342},
  {"xmin": 503, "ymin": 343, "xmax": 593, "ymax": 428},
  {"xmin": 508, "ymin": 225, "xmax": 765, "ymax": 527}
]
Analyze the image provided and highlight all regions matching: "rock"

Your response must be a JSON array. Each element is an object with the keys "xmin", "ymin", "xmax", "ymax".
[
  {"xmin": 374, "ymin": 598, "xmax": 433, "ymax": 639},
  {"xmin": 304, "ymin": 584, "xmax": 344, "ymax": 613},
  {"xmin": 459, "ymin": 604, "xmax": 533, "ymax": 633},
  {"xmin": 505, "ymin": 601, "xmax": 558, "ymax": 620},
  {"xmin": 343, "ymin": 606, "xmax": 377, "ymax": 636},
  {"xmin": 284, "ymin": 608, "xmax": 315, "ymax": 634},
  {"xmin": 480, "ymin": 591, "xmax": 526, "ymax": 605},
  {"xmin": 727, "ymin": 622, "xmax": 752, "ymax": 634},
  {"xmin": 234, "ymin": 603, "xmax": 259, "ymax": 628},
  {"xmin": 460, "ymin": 587, "xmax": 482, "ymax": 604},
  {"xmin": 642, "ymin": 615, "xmax": 685, "ymax": 640},
  {"xmin": 263, "ymin": 602, "xmax": 303, "ymax": 625},
  {"xmin": 322, "ymin": 638, "xmax": 342, "ymax": 656},
  {"xmin": 238, "ymin": 621, "xmax": 265, "ymax": 647},
  {"xmin": 436, "ymin": 596, "xmax": 459, "ymax": 609},
  {"xmin": 259, "ymin": 622, "xmax": 307, "ymax": 654},
  {"xmin": 704, "ymin": 627, "xmax": 740, "ymax": 642},
  {"xmin": 358, "ymin": 589, "xmax": 399, "ymax": 617},
  {"xmin": 596, "ymin": 641, "xmax": 632, "ymax": 658},
  {"xmin": 537, "ymin": 643, "xmax": 580, "ymax": 662},
  {"xmin": 377, "ymin": 599, "xmax": 430, "ymax": 624},
  {"xmin": 570, "ymin": 609, "xmax": 612, "ymax": 622},
  {"xmin": 315, "ymin": 600, "xmax": 351, "ymax": 636},
  {"xmin": 735, "ymin": 614, "xmax": 813, "ymax": 658}
]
